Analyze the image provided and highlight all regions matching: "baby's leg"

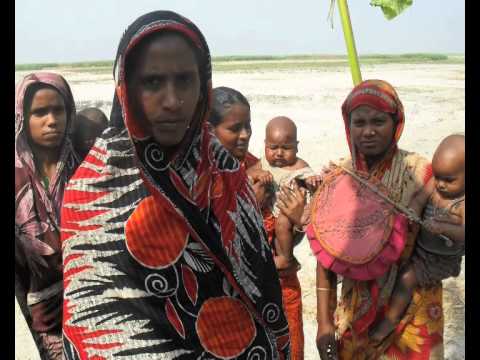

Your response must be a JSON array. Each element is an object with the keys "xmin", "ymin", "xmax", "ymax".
[
  {"xmin": 369, "ymin": 264, "xmax": 417, "ymax": 345},
  {"xmin": 274, "ymin": 213, "xmax": 299, "ymax": 276},
  {"xmin": 387, "ymin": 264, "xmax": 417, "ymax": 321}
]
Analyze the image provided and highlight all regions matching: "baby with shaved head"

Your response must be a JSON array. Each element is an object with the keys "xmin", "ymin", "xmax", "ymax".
[
  {"xmin": 249, "ymin": 116, "xmax": 321, "ymax": 272},
  {"xmin": 73, "ymin": 107, "xmax": 108, "ymax": 160},
  {"xmin": 369, "ymin": 134, "xmax": 465, "ymax": 345},
  {"xmin": 248, "ymin": 115, "xmax": 322, "ymax": 359}
]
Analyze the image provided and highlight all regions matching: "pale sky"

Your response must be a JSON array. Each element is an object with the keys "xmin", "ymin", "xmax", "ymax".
[{"xmin": 15, "ymin": 0, "xmax": 464, "ymax": 64}]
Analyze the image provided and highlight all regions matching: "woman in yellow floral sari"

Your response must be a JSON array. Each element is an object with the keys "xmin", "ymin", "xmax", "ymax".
[{"xmin": 307, "ymin": 79, "xmax": 444, "ymax": 359}]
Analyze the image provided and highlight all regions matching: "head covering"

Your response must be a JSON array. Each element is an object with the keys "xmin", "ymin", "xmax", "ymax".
[
  {"xmin": 61, "ymin": 11, "xmax": 289, "ymax": 359},
  {"xmin": 341, "ymin": 79, "xmax": 405, "ymax": 174},
  {"xmin": 15, "ymin": 72, "xmax": 78, "ymax": 333}
]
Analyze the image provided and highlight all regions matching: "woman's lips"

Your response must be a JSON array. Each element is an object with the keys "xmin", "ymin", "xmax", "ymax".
[
  {"xmin": 43, "ymin": 131, "xmax": 62, "ymax": 138},
  {"xmin": 361, "ymin": 141, "xmax": 377, "ymax": 147},
  {"xmin": 154, "ymin": 119, "xmax": 183, "ymax": 129}
]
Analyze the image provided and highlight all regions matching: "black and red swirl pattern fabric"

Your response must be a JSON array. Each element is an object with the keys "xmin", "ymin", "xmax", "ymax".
[{"xmin": 61, "ymin": 11, "xmax": 290, "ymax": 359}]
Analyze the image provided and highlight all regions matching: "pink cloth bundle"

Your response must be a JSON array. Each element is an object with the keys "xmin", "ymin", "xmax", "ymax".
[{"xmin": 307, "ymin": 170, "xmax": 407, "ymax": 280}]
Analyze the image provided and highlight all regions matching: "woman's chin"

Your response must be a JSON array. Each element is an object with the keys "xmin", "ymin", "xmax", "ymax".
[{"xmin": 233, "ymin": 149, "xmax": 247, "ymax": 160}]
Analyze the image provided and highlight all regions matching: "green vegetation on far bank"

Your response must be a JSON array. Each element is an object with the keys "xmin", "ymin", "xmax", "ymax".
[{"xmin": 15, "ymin": 53, "xmax": 464, "ymax": 73}]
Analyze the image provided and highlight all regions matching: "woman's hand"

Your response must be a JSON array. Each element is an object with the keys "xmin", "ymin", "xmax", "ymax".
[
  {"xmin": 276, "ymin": 182, "xmax": 306, "ymax": 227},
  {"xmin": 316, "ymin": 323, "xmax": 338, "ymax": 360}
]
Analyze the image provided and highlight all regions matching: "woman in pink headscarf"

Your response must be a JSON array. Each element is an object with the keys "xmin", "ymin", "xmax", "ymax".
[{"xmin": 15, "ymin": 72, "xmax": 79, "ymax": 359}]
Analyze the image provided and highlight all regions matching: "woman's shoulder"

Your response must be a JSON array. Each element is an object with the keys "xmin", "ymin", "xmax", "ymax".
[
  {"xmin": 396, "ymin": 149, "xmax": 431, "ymax": 181},
  {"xmin": 64, "ymin": 127, "xmax": 143, "ymax": 206},
  {"xmin": 397, "ymin": 149, "xmax": 429, "ymax": 165}
]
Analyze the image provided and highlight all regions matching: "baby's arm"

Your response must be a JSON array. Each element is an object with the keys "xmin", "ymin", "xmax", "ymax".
[
  {"xmin": 409, "ymin": 178, "xmax": 435, "ymax": 217},
  {"xmin": 426, "ymin": 200, "xmax": 465, "ymax": 244}
]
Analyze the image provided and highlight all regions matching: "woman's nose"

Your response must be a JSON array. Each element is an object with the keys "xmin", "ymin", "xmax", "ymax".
[
  {"xmin": 162, "ymin": 83, "xmax": 182, "ymax": 111},
  {"xmin": 364, "ymin": 125, "xmax": 375, "ymax": 137},
  {"xmin": 45, "ymin": 112, "xmax": 59, "ymax": 127},
  {"xmin": 239, "ymin": 128, "xmax": 250, "ymax": 140}
]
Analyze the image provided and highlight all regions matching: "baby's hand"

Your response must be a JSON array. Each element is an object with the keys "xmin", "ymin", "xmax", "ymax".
[
  {"xmin": 320, "ymin": 161, "xmax": 336, "ymax": 177},
  {"xmin": 305, "ymin": 175, "xmax": 323, "ymax": 191},
  {"xmin": 247, "ymin": 169, "xmax": 273, "ymax": 185}
]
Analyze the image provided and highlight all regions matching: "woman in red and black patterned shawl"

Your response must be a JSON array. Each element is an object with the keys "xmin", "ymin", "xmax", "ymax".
[{"xmin": 61, "ymin": 11, "xmax": 290, "ymax": 359}]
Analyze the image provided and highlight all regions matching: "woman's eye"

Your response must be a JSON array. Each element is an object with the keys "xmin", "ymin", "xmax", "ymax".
[
  {"xmin": 352, "ymin": 120, "xmax": 364, "ymax": 127},
  {"xmin": 177, "ymin": 74, "xmax": 192, "ymax": 86},
  {"xmin": 53, "ymin": 106, "xmax": 65, "ymax": 115},
  {"xmin": 229, "ymin": 124, "xmax": 242, "ymax": 132},
  {"xmin": 143, "ymin": 76, "xmax": 163, "ymax": 90},
  {"xmin": 32, "ymin": 108, "xmax": 48, "ymax": 117}
]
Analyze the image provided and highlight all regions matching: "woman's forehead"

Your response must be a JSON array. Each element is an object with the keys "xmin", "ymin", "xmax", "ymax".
[{"xmin": 350, "ymin": 105, "xmax": 391, "ymax": 118}]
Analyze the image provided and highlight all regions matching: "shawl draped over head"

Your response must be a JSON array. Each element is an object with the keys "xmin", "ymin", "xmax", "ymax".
[
  {"xmin": 15, "ymin": 72, "xmax": 78, "ymax": 333},
  {"xmin": 61, "ymin": 11, "xmax": 290, "ymax": 360},
  {"xmin": 309, "ymin": 80, "xmax": 443, "ymax": 359}
]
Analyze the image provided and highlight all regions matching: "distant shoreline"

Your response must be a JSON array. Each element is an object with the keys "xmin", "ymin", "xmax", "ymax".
[{"xmin": 15, "ymin": 53, "xmax": 464, "ymax": 72}]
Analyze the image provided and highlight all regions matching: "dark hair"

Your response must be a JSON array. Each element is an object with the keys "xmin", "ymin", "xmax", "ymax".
[
  {"xmin": 208, "ymin": 87, "xmax": 250, "ymax": 127},
  {"xmin": 77, "ymin": 107, "xmax": 108, "ymax": 125}
]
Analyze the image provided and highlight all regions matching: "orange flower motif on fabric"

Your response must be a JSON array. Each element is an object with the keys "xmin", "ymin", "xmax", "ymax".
[
  {"xmin": 125, "ymin": 196, "xmax": 189, "ymax": 269},
  {"xmin": 394, "ymin": 322, "xmax": 425, "ymax": 354},
  {"xmin": 412, "ymin": 286, "xmax": 444, "ymax": 336},
  {"xmin": 196, "ymin": 297, "xmax": 256, "ymax": 359}
]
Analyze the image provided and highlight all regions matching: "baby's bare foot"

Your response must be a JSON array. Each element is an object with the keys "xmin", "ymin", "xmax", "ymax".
[{"xmin": 274, "ymin": 256, "xmax": 300, "ymax": 277}]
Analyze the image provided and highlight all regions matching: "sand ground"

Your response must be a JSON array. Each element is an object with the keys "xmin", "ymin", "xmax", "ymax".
[{"xmin": 15, "ymin": 61, "xmax": 465, "ymax": 359}]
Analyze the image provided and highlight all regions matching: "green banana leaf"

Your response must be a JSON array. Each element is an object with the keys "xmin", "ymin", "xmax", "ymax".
[{"xmin": 370, "ymin": 0, "xmax": 413, "ymax": 20}]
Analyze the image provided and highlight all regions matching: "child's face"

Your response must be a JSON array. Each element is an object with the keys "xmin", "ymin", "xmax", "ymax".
[
  {"xmin": 73, "ymin": 116, "xmax": 107, "ymax": 157},
  {"xmin": 264, "ymin": 127, "xmax": 298, "ymax": 167},
  {"xmin": 432, "ymin": 156, "xmax": 465, "ymax": 199},
  {"xmin": 213, "ymin": 104, "xmax": 251, "ymax": 161},
  {"xmin": 27, "ymin": 87, "xmax": 67, "ymax": 149}
]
